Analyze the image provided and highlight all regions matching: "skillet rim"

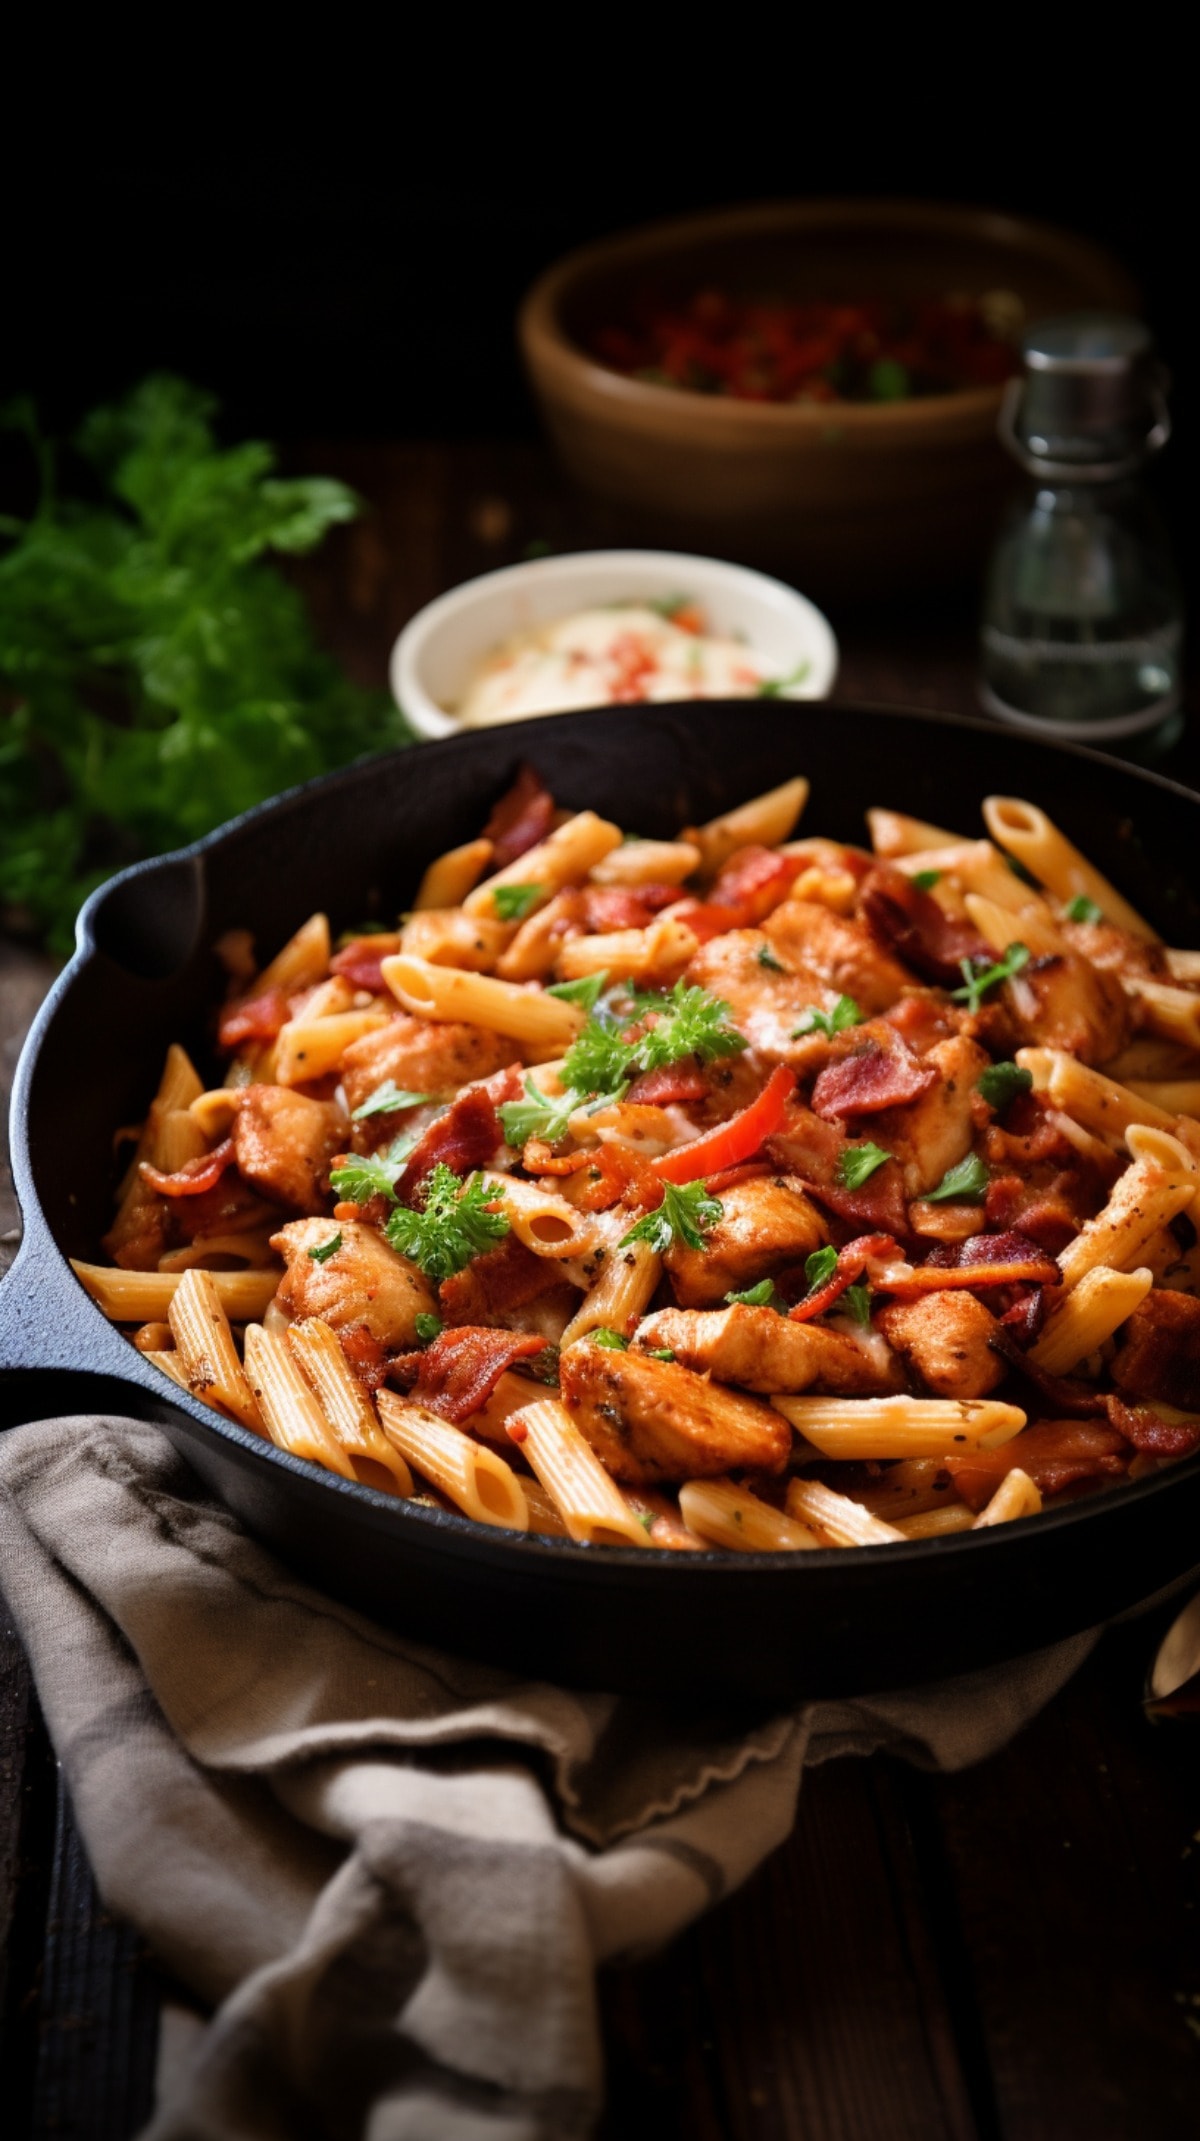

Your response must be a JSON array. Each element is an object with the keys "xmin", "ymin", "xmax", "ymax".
[{"xmin": 9, "ymin": 697, "xmax": 1200, "ymax": 1579}]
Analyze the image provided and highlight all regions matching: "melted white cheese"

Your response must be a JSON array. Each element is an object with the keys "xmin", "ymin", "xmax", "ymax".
[{"xmin": 456, "ymin": 604, "xmax": 782, "ymax": 726}]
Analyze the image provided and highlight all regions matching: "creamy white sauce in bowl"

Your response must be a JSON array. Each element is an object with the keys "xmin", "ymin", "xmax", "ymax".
[{"xmin": 391, "ymin": 550, "xmax": 838, "ymax": 741}]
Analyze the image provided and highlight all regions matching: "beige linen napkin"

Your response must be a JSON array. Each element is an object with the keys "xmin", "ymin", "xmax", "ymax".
[{"xmin": 0, "ymin": 1415, "xmax": 1097, "ymax": 2141}]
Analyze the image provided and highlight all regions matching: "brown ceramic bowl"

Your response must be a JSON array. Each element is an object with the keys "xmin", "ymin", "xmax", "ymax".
[{"xmin": 517, "ymin": 199, "xmax": 1137, "ymax": 599}]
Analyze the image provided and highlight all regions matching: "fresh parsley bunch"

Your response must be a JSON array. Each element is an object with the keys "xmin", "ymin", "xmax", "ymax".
[{"xmin": 0, "ymin": 376, "xmax": 410, "ymax": 951}]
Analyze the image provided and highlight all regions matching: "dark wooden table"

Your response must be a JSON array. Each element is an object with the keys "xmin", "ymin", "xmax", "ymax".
[{"xmin": 3, "ymin": 440, "xmax": 1200, "ymax": 2140}]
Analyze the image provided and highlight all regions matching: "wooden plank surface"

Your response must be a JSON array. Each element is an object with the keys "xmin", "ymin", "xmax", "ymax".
[{"xmin": 2, "ymin": 438, "xmax": 1200, "ymax": 2138}]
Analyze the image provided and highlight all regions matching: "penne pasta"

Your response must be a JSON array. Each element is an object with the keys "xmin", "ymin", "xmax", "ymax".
[
  {"xmin": 398, "ymin": 910, "xmax": 509, "ymax": 973},
  {"xmin": 73, "ymin": 1260, "xmax": 279, "ymax": 1326},
  {"xmin": 773, "ymin": 1395, "xmax": 1027, "ymax": 1460},
  {"xmin": 867, "ymin": 807, "xmax": 961, "ymax": 857},
  {"xmin": 553, "ymin": 916, "xmax": 699, "ymax": 984},
  {"xmin": 1126, "ymin": 1079, "xmax": 1200, "ymax": 1120},
  {"xmin": 1128, "ymin": 979, "xmax": 1200, "ymax": 1052},
  {"xmin": 1029, "ymin": 1264, "xmax": 1154, "ymax": 1374},
  {"xmin": 463, "ymin": 811, "xmax": 623, "ymax": 919},
  {"xmin": 508, "ymin": 1398, "xmax": 648, "ymax": 1546},
  {"xmin": 679, "ymin": 1479, "xmax": 822, "ymax": 1552},
  {"xmin": 784, "ymin": 1478, "xmax": 906, "ymax": 1547},
  {"xmin": 892, "ymin": 1504, "xmax": 977, "ymax": 1539},
  {"xmin": 982, "ymin": 797, "xmax": 1159, "ymax": 942},
  {"xmin": 686, "ymin": 777, "xmax": 809, "ymax": 875},
  {"xmin": 376, "ymin": 1392, "xmax": 529, "ymax": 1530},
  {"xmin": 964, "ymin": 891, "xmax": 1064, "ymax": 960},
  {"xmin": 144, "ymin": 1349, "xmax": 195, "ymax": 1396},
  {"xmin": 1017, "ymin": 1046, "xmax": 1177, "ymax": 1145},
  {"xmin": 243, "ymin": 1324, "xmax": 355, "ymax": 1475},
  {"xmin": 1055, "ymin": 1152, "xmax": 1196, "ymax": 1291},
  {"xmin": 561, "ymin": 1241, "xmax": 662, "ymax": 1347},
  {"xmin": 253, "ymin": 912, "xmax": 332, "ymax": 997},
  {"xmin": 168, "ymin": 1268, "xmax": 264, "ymax": 1430},
  {"xmin": 592, "ymin": 838, "xmax": 702, "ymax": 886},
  {"xmin": 973, "ymin": 1468, "xmax": 1043, "ymax": 1528},
  {"xmin": 286, "ymin": 1318, "xmax": 414, "ymax": 1494},
  {"xmin": 381, "ymin": 954, "xmax": 584, "ymax": 1046},
  {"xmin": 275, "ymin": 1009, "xmax": 389, "ymax": 1085},
  {"xmin": 477, "ymin": 1173, "xmax": 598, "ymax": 1260},
  {"xmin": 414, "ymin": 837, "xmax": 494, "ymax": 911}
]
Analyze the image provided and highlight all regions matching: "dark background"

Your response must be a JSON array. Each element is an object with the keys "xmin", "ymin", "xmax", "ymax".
[{"xmin": 4, "ymin": 77, "xmax": 1194, "ymax": 591}]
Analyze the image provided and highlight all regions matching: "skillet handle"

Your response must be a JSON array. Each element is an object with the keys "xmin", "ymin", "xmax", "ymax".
[{"xmin": 0, "ymin": 1225, "xmax": 155, "ymax": 1430}]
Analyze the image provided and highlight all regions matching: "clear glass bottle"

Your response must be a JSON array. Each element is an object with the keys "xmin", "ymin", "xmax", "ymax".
[{"xmin": 980, "ymin": 314, "xmax": 1183, "ymax": 747}]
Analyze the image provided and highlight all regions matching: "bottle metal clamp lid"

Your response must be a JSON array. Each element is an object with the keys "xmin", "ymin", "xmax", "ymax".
[{"xmin": 998, "ymin": 312, "xmax": 1170, "ymax": 482}]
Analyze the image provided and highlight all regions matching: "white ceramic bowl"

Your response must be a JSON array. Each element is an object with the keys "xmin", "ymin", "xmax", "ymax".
[{"xmin": 390, "ymin": 549, "xmax": 838, "ymax": 741}]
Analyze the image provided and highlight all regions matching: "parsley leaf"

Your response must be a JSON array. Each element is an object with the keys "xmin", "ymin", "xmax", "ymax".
[
  {"xmin": 756, "ymin": 944, "xmax": 787, "ymax": 973},
  {"xmin": 591, "ymin": 1327, "xmax": 629, "ymax": 1350},
  {"xmin": 384, "ymin": 1127, "xmax": 424, "ymax": 1165},
  {"xmin": 330, "ymin": 1153, "xmax": 404, "ymax": 1205},
  {"xmin": 563, "ymin": 981, "xmax": 745, "ymax": 1099},
  {"xmin": 546, "ymin": 971, "xmax": 608, "ymax": 1009},
  {"xmin": 950, "ymin": 943, "xmax": 1031, "ymax": 1013},
  {"xmin": 498, "ymin": 1076, "xmax": 591, "ymax": 1148},
  {"xmin": 0, "ymin": 377, "xmax": 408, "ymax": 954},
  {"xmin": 912, "ymin": 869, "xmax": 941, "ymax": 891},
  {"xmin": 756, "ymin": 659, "xmax": 811, "ymax": 697},
  {"xmin": 384, "ymin": 1165, "xmax": 510, "ymax": 1283},
  {"xmin": 646, "ymin": 1347, "xmax": 676, "ymax": 1362},
  {"xmin": 1064, "ymin": 895, "xmax": 1104, "ymax": 924},
  {"xmin": 792, "ymin": 994, "xmax": 862, "ymax": 1040},
  {"xmin": 620, "ymin": 1181, "xmax": 724, "ymax": 1254},
  {"xmin": 926, "ymin": 1154, "xmax": 990, "ymax": 1203},
  {"xmin": 977, "ymin": 1061, "xmax": 1034, "ymax": 1111},
  {"xmin": 491, "ymin": 883, "xmax": 543, "ymax": 921},
  {"xmin": 804, "ymin": 1245, "xmax": 839, "ymax": 1290},
  {"xmin": 726, "ymin": 1277, "xmax": 783, "ymax": 1309},
  {"xmin": 351, "ymin": 1082, "xmax": 434, "ymax": 1122},
  {"xmin": 843, "ymin": 1283, "xmax": 873, "ymax": 1327},
  {"xmin": 838, "ymin": 1143, "xmax": 891, "ymax": 1189},
  {"xmin": 414, "ymin": 1313, "xmax": 443, "ymax": 1344},
  {"xmin": 307, "ymin": 1231, "xmax": 342, "ymax": 1262}
]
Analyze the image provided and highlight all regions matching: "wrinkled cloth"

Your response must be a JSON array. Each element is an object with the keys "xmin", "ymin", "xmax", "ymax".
[{"xmin": 0, "ymin": 1416, "xmax": 1097, "ymax": 2141}]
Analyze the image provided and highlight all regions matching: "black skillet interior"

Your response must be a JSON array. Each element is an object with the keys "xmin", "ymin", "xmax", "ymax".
[{"xmin": 4, "ymin": 700, "xmax": 1200, "ymax": 1706}]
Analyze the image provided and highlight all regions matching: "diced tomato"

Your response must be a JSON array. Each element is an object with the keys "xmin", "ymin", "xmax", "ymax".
[{"xmin": 651, "ymin": 1064, "xmax": 796, "ymax": 1185}]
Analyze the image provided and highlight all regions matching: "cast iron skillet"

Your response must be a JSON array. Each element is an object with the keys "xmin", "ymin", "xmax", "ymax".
[{"xmin": 4, "ymin": 702, "xmax": 1200, "ymax": 1705}]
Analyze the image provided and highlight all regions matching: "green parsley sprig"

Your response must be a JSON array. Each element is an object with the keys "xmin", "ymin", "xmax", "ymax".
[
  {"xmin": 925, "ymin": 1154, "xmax": 990, "ymax": 1203},
  {"xmin": 562, "ymin": 980, "xmax": 745, "ymax": 1099},
  {"xmin": 951, "ymin": 943, "xmax": 1030, "ymax": 1013},
  {"xmin": 330, "ymin": 1153, "xmax": 405, "ymax": 1205},
  {"xmin": 384, "ymin": 1165, "xmax": 510, "ymax": 1283},
  {"xmin": 838, "ymin": 1143, "xmax": 891, "ymax": 1189},
  {"xmin": 976, "ymin": 1061, "xmax": 1033, "ymax": 1112},
  {"xmin": 792, "ymin": 994, "xmax": 862, "ymax": 1040},
  {"xmin": 491, "ymin": 883, "xmax": 543, "ymax": 922},
  {"xmin": 351, "ymin": 1082, "xmax": 435, "ymax": 1122},
  {"xmin": 307, "ymin": 1231, "xmax": 342, "ymax": 1263},
  {"xmin": 726, "ymin": 1277, "xmax": 783, "ymax": 1310},
  {"xmin": 1064, "ymin": 895, "xmax": 1104, "ymax": 924},
  {"xmin": 620, "ymin": 1181, "xmax": 723, "ymax": 1254}
]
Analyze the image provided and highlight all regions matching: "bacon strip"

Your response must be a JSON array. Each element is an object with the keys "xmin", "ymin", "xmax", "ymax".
[
  {"xmin": 946, "ymin": 1419, "xmax": 1130, "ymax": 1507},
  {"xmin": 811, "ymin": 1031, "xmax": 936, "ymax": 1121},
  {"xmin": 140, "ymin": 1137, "xmax": 236, "ymax": 1198},
  {"xmin": 861, "ymin": 864, "xmax": 991, "ymax": 987},
  {"xmin": 709, "ymin": 845, "xmax": 802, "ymax": 922},
  {"xmin": 626, "ymin": 1063, "xmax": 709, "ymax": 1106},
  {"xmin": 987, "ymin": 1323, "xmax": 1106, "ymax": 1416},
  {"xmin": 1106, "ymin": 1396, "xmax": 1200, "ymax": 1459},
  {"xmin": 789, "ymin": 1234, "xmax": 897, "ymax": 1323},
  {"xmin": 483, "ymin": 763, "xmax": 556, "ymax": 869},
  {"xmin": 217, "ymin": 989, "xmax": 290, "ymax": 1050},
  {"xmin": 395, "ymin": 1077, "xmax": 517, "ymax": 1205},
  {"xmin": 330, "ymin": 938, "xmax": 396, "ymax": 993},
  {"xmin": 391, "ymin": 1326, "xmax": 547, "ymax": 1423},
  {"xmin": 439, "ymin": 1236, "xmax": 565, "ymax": 1327},
  {"xmin": 581, "ymin": 884, "xmax": 680, "ymax": 932},
  {"xmin": 805, "ymin": 1163, "xmax": 911, "ymax": 1241}
]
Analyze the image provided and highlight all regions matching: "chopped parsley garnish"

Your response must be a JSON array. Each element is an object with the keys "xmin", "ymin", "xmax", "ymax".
[
  {"xmin": 414, "ymin": 1313, "xmax": 443, "ymax": 1345},
  {"xmin": 926, "ymin": 1154, "xmax": 990, "ymax": 1203},
  {"xmin": 385, "ymin": 1127, "xmax": 425, "ymax": 1165},
  {"xmin": 492, "ymin": 882, "xmax": 543, "ymax": 922},
  {"xmin": 620, "ymin": 1180, "xmax": 724, "ymax": 1254},
  {"xmin": 838, "ymin": 1142, "xmax": 891, "ymax": 1189},
  {"xmin": 726, "ymin": 1277, "xmax": 784, "ymax": 1310},
  {"xmin": 1064, "ymin": 895, "xmax": 1104, "ymax": 924},
  {"xmin": 384, "ymin": 1164, "xmax": 510, "ymax": 1283},
  {"xmin": 330, "ymin": 1152, "xmax": 404, "ymax": 1205},
  {"xmin": 351, "ymin": 1082, "xmax": 434, "ymax": 1121},
  {"xmin": 307, "ymin": 1231, "xmax": 342, "ymax": 1262},
  {"xmin": 950, "ymin": 942, "xmax": 1030, "ymax": 1013},
  {"xmin": 756, "ymin": 944, "xmax": 787, "ymax": 973},
  {"xmin": 591, "ymin": 1327, "xmax": 629, "ymax": 1350},
  {"xmin": 1005, "ymin": 851, "xmax": 1040, "ymax": 888},
  {"xmin": 792, "ymin": 994, "xmax": 862, "ymax": 1040},
  {"xmin": 546, "ymin": 971, "xmax": 608, "ymax": 1009},
  {"xmin": 804, "ymin": 1245, "xmax": 839, "ymax": 1290},
  {"xmin": 843, "ymin": 1283, "xmax": 873, "ymax": 1327},
  {"xmin": 646, "ymin": 1348, "xmax": 676, "ymax": 1362},
  {"xmin": 976, "ymin": 1061, "xmax": 1034, "ymax": 1111},
  {"xmin": 756, "ymin": 659, "xmax": 811, "ymax": 697},
  {"xmin": 912, "ymin": 869, "xmax": 941, "ymax": 892},
  {"xmin": 563, "ymin": 980, "xmax": 745, "ymax": 1099},
  {"xmin": 498, "ymin": 1076, "xmax": 595, "ymax": 1148}
]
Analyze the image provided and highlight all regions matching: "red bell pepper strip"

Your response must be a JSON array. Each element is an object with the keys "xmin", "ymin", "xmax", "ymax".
[
  {"xmin": 650, "ymin": 1065, "xmax": 795, "ymax": 1184},
  {"xmin": 789, "ymin": 1234, "xmax": 897, "ymax": 1322}
]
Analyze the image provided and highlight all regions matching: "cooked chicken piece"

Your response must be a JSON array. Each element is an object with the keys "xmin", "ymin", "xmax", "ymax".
[
  {"xmin": 233, "ymin": 1085, "xmax": 345, "ymax": 1212},
  {"xmin": 1060, "ymin": 917, "xmax": 1167, "ymax": 986},
  {"xmin": 762, "ymin": 899, "xmax": 912, "ymax": 1014},
  {"xmin": 686, "ymin": 929, "xmax": 831, "ymax": 1064},
  {"xmin": 1006, "ymin": 954, "xmax": 1130, "ymax": 1067},
  {"xmin": 560, "ymin": 1339, "xmax": 791, "ymax": 1483},
  {"xmin": 664, "ymin": 1174, "xmax": 828, "ymax": 1307},
  {"xmin": 272, "ymin": 1216, "xmax": 436, "ymax": 1348},
  {"xmin": 866, "ymin": 1034, "xmax": 991, "ymax": 1198},
  {"xmin": 340, "ymin": 1014, "xmax": 519, "ymax": 1115},
  {"xmin": 877, "ymin": 1290, "xmax": 1005, "ymax": 1399},
  {"xmin": 634, "ymin": 1303, "xmax": 903, "ymax": 1395}
]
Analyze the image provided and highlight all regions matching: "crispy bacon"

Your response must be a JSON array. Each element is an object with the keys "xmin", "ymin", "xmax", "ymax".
[
  {"xmin": 1106, "ymin": 1396, "xmax": 1200, "ymax": 1459},
  {"xmin": 811, "ymin": 1029, "xmax": 937, "ymax": 1121},
  {"xmin": 790, "ymin": 1233, "xmax": 897, "ymax": 1322},
  {"xmin": 946, "ymin": 1419, "xmax": 1130, "ymax": 1507},
  {"xmin": 626, "ymin": 1063, "xmax": 709, "ymax": 1106},
  {"xmin": 140, "ymin": 1137, "xmax": 237, "ymax": 1198},
  {"xmin": 338, "ymin": 1322, "xmax": 389, "ymax": 1393},
  {"xmin": 439, "ymin": 1235, "xmax": 564, "ymax": 1327},
  {"xmin": 483, "ymin": 763, "xmax": 556, "ymax": 869},
  {"xmin": 670, "ymin": 897, "xmax": 752, "ymax": 942},
  {"xmin": 987, "ymin": 1322, "xmax": 1107, "ymax": 1415},
  {"xmin": 702, "ymin": 1160, "xmax": 776, "ymax": 1197},
  {"xmin": 395, "ymin": 1085, "xmax": 507, "ymax": 1205},
  {"xmin": 581, "ymin": 884, "xmax": 680, "ymax": 932},
  {"xmin": 861, "ymin": 865, "xmax": 991, "ymax": 987},
  {"xmin": 330, "ymin": 939, "xmax": 392, "ymax": 992},
  {"xmin": 806, "ymin": 1161, "xmax": 911, "ymax": 1240},
  {"xmin": 217, "ymin": 989, "xmax": 290, "ymax": 1050},
  {"xmin": 390, "ymin": 1326, "xmax": 546, "ymax": 1423},
  {"xmin": 710, "ymin": 845, "xmax": 802, "ymax": 922}
]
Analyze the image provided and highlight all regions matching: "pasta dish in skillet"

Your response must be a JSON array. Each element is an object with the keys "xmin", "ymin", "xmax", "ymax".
[{"xmin": 74, "ymin": 767, "xmax": 1200, "ymax": 1552}]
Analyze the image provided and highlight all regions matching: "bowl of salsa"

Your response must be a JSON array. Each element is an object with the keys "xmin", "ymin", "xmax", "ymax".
[{"xmin": 518, "ymin": 200, "xmax": 1136, "ymax": 598}]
